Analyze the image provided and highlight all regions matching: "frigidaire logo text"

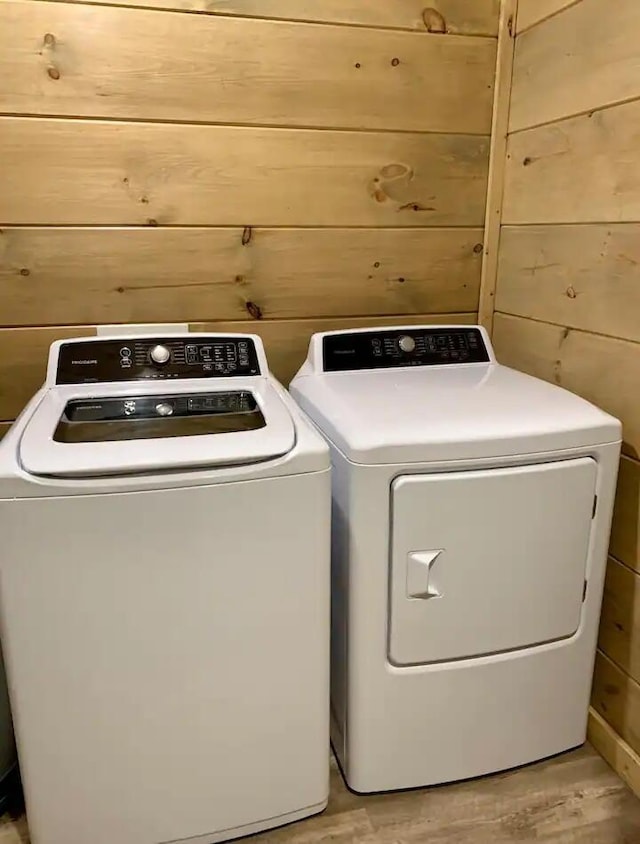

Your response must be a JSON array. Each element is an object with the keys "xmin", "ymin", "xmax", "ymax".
[{"xmin": 71, "ymin": 359, "xmax": 98, "ymax": 365}]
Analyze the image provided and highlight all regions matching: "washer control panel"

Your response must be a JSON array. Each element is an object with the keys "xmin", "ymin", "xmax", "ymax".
[
  {"xmin": 322, "ymin": 328, "xmax": 489, "ymax": 372},
  {"xmin": 56, "ymin": 337, "xmax": 261, "ymax": 384}
]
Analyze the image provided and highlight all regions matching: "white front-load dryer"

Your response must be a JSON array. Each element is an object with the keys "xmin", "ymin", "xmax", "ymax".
[
  {"xmin": 0, "ymin": 332, "xmax": 331, "ymax": 844},
  {"xmin": 290, "ymin": 325, "xmax": 621, "ymax": 793}
]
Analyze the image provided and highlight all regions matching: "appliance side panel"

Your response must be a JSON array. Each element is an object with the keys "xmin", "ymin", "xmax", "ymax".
[{"xmin": 326, "ymin": 446, "xmax": 350, "ymax": 764}]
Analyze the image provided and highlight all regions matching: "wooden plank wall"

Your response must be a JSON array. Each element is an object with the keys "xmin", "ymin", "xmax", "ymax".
[
  {"xmin": 492, "ymin": 0, "xmax": 640, "ymax": 794},
  {"xmin": 0, "ymin": 0, "xmax": 500, "ymax": 431}
]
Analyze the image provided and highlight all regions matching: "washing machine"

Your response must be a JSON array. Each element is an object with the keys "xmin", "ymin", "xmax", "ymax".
[
  {"xmin": 290, "ymin": 324, "xmax": 621, "ymax": 793},
  {"xmin": 0, "ymin": 331, "xmax": 331, "ymax": 844}
]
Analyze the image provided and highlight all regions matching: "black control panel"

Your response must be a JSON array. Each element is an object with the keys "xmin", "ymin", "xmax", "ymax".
[
  {"xmin": 63, "ymin": 391, "xmax": 257, "ymax": 421},
  {"xmin": 322, "ymin": 328, "xmax": 489, "ymax": 372},
  {"xmin": 56, "ymin": 337, "xmax": 261, "ymax": 384}
]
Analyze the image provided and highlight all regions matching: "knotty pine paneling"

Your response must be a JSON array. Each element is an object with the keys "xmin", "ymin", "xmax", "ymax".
[
  {"xmin": 492, "ymin": 314, "xmax": 640, "ymax": 459},
  {"xmin": 611, "ymin": 457, "xmax": 640, "ymax": 574},
  {"xmin": 0, "ymin": 2, "xmax": 496, "ymax": 135},
  {"xmin": 0, "ymin": 118, "xmax": 490, "ymax": 227},
  {"xmin": 0, "ymin": 325, "xmax": 94, "ymax": 423},
  {"xmin": 599, "ymin": 557, "xmax": 640, "ymax": 684},
  {"xmin": 0, "ymin": 227, "xmax": 483, "ymax": 326},
  {"xmin": 496, "ymin": 225, "xmax": 640, "ymax": 343},
  {"xmin": 56, "ymin": 0, "xmax": 500, "ymax": 35},
  {"xmin": 510, "ymin": 0, "xmax": 640, "ymax": 132},
  {"xmin": 516, "ymin": 0, "xmax": 578, "ymax": 34},
  {"xmin": 0, "ymin": 314, "xmax": 477, "ymax": 421},
  {"xmin": 592, "ymin": 652, "xmax": 640, "ymax": 757},
  {"xmin": 503, "ymin": 99, "xmax": 640, "ymax": 225},
  {"xmin": 0, "ymin": 0, "xmax": 495, "ymax": 428}
]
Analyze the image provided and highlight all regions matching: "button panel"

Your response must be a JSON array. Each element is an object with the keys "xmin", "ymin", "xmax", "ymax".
[
  {"xmin": 56, "ymin": 337, "xmax": 261, "ymax": 384},
  {"xmin": 63, "ymin": 391, "xmax": 257, "ymax": 421},
  {"xmin": 322, "ymin": 328, "xmax": 489, "ymax": 372}
]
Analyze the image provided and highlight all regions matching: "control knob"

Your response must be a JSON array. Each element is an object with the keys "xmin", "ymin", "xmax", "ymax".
[
  {"xmin": 150, "ymin": 344, "xmax": 171, "ymax": 365},
  {"xmin": 155, "ymin": 402, "xmax": 174, "ymax": 417},
  {"xmin": 398, "ymin": 335, "xmax": 416, "ymax": 353}
]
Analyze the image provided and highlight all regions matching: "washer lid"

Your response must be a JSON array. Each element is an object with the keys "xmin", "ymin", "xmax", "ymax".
[
  {"xmin": 290, "ymin": 364, "xmax": 621, "ymax": 464},
  {"xmin": 19, "ymin": 379, "xmax": 296, "ymax": 477}
]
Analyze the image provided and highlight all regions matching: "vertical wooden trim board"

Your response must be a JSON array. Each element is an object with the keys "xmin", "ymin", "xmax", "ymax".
[
  {"xmin": 478, "ymin": 0, "xmax": 517, "ymax": 332},
  {"xmin": 588, "ymin": 708, "xmax": 640, "ymax": 798}
]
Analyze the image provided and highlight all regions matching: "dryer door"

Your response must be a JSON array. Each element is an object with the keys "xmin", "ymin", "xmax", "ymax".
[{"xmin": 388, "ymin": 458, "xmax": 596, "ymax": 666}]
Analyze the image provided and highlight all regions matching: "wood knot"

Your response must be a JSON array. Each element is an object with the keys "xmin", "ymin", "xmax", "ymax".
[
  {"xmin": 373, "ymin": 261, "xmax": 380, "ymax": 268},
  {"xmin": 473, "ymin": 243, "xmax": 484, "ymax": 254},
  {"xmin": 398, "ymin": 202, "xmax": 434, "ymax": 212},
  {"xmin": 146, "ymin": 218, "xmax": 158, "ymax": 226},
  {"xmin": 43, "ymin": 33, "xmax": 56, "ymax": 48},
  {"xmin": 47, "ymin": 65, "xmax": 61, "ymax": 80},
  {"xmin": 140, "ymin": 196, "xmax": 149, "ymax": 204},
  {"xmin": 391, "ymin": 57, "xmax": 400, "ymax": 66},
  {"xmin": 354, "ymin": 62, "xmax": 361, "ymax": 69},
  {"xmin": 241, "ymin": 226, "xmax": 252, "ymax": 246},
  {"xmin": 369, "ymin": 162, "xmax": 414, "ymax": 204},
  {"xmin": 245, "ymin": 301, "xmax": 262, "ymax": 320},
  {"xmin": 566, "ymin": 285, "xmax": 577, "ymax": 299},
  {"xmin": 422, "ymin": 8, "xmax": 447, "ymax": 33},
  {"xmin": 522, "ymin": 156, "xmax": 533, "ymax": 166},
  {"xmin": 380, "ymin": 164, "xmax": 409, "ymax": 179},
  {"xmin": 19, "ymin": 267, "xmax": 31, "ymax": 277}
]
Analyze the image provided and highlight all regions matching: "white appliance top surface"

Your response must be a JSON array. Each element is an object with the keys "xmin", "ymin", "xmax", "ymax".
[
  {"xmin": 291, "ymin": 364, "xmax": 621, "ymax": 464},
  {"xmin": 19, "ymin": 377, "xmax": 296, "ymax": 478}
]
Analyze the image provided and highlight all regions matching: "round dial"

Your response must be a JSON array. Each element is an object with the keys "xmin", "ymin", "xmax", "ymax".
[
  {"xmin": 150, "ymin": 344, "xmax": 171, "ymax": 365},
  {"xmin": 155, "ymin": 402, "xmax": 174, "ymax": 417},
  {"xmin": 398, "ymin": 335, "xmax": 416, "ymax": 353}
]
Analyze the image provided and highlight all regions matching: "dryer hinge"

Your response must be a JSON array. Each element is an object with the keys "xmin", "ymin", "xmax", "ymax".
[{"xmin": 592, "ymin": 495, "xmax": 598, "ymax": 519}]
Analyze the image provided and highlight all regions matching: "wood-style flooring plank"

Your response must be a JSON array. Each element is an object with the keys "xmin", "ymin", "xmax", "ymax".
[{"xmin": 3, "ymin": 745, "xmax": 638, "ymax": 843}]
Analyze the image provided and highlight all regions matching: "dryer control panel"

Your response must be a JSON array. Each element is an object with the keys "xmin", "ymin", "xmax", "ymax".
[
  {"xmin": 56, "ymin": 336, "xmax": 261, "ymax": 384},
  {"xmin": 322, "ymin": 328, "xmax": 490, "ymax": 372}
]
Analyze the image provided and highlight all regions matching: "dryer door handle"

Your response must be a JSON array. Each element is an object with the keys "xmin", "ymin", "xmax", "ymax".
[{"xmin": 406, "ymin": 550, "xmax": 443, "ymax": 599}]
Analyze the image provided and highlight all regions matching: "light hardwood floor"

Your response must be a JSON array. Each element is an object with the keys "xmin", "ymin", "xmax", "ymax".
[{"xmin": 1, "ymin": 745, "xmax": 639, "ymax": 843}]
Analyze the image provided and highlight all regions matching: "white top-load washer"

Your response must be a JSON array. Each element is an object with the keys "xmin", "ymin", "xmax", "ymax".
[
  {"xmin": 0, "ymin": 332, "xmax": 330, "ymax": 844},
  {"xmin": 290, "ymin": 325, "xmax": 621, "ymax": 793}
]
